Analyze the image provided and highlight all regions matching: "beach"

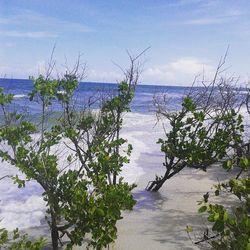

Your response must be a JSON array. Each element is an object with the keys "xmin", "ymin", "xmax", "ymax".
[
  {"xmin": 107, "ymin": 113, "xmax": 237, "ymax": 250},
  {"xmin": 74, "ymin": 112, "xmax": 238, "ymax": 250},
  {"xmin": 1, "ymin": 1, "xmax": 250, "ymax": 248},
  {"xmin": 0, "ymin": 112, "xmax": 241, "ymax": 249}
]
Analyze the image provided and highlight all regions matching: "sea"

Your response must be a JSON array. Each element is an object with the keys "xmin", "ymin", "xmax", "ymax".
[{"xmin": 0, "ymin": 78, "xmax": 191, "ymax": 114}]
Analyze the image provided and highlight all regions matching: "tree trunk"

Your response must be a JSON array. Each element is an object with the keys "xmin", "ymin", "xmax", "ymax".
[
  {"xmin": 146, "ymin": 162, "xmax": 187, "ymax": 192},
  {"xmin": 113, "ymin": 101, "xmax": 121, "ymax": 185},
  {"xmin": 151, "ymin": 179, "xmax": 166, "ymax": 192},
  {"xmin": 51, "ymin": 211, "xmax": 59, "ymax": 250},
  {"xmin": 146, "ymin": 177, "xmax": 167, "ymax": 192}
]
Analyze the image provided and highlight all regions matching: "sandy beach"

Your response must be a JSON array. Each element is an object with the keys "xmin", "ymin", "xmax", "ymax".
[
  {"xmin": 1, "ymin": 0, "xmax": 250, "ymax": 248},
  {"xmin": 107, "ymin": 113, "xmax": 236, "ymax": 250},
  {"xmin": 73, "ymin": 113, "xmax": 238, "ymax": 250},
  {"xmin": 0, "ymin": 112, "xmax": 239, "ymax": 249}
]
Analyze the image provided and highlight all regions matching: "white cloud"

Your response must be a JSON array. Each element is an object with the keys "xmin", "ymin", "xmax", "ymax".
[
  {"xmin": 0, "ymin": 63, "xmax": 124, "ymax": 81},
  {"xmin": 0, "ymin": 65, "xmax": 19, "ymax": 78},
  {"xmin": 0, "ymin": 17, "xmax": 12, "ymax": 25},
  {"xmin": 184, "ymin": 8, "xmax": 244, "ymax": 26},
  {"xmin": 170, "ymin": 1, "xmax": 244, "ymax": 26},
  {"xmin": 0, "ymin": 30, "xmax": 58, "ymax": 39},
  {"xmin": 0, "ymin": 59, "xmax": 215, "ymax": 85},
  {"xmin": 169, "ymin": 58, "xmax": 213, "ymax": 74},
  {"xmin": 174, "ymin": 0, "xmax": 209, "ymax": 8},
  {"xmin": 225, "ymin": 9, "xmax": 244, "ymax": 17},
  {"xmin": 0, "ymin": 9, "xmax": 93, "ymax": 36},
  {"xmin": 142, "ymin": 58, "xmax": 215, "ymax": 85},
  {"xmin": 87, "ymin": 69, "xmax": 123, "ymax": 83},
  {"xmin": 30, "ymin": 60, "xmax": 47, "ymax": 76},
  {"xmin": 4, "ymin": 42, "xmax": 14, "ymax": 47},
  {"xmin": 0, "ymin": 60, "xmax": 47, "ymax": 78},
  {"xmin": 184, "ymin": 17, "xmax": 228, "ymax": 25}
]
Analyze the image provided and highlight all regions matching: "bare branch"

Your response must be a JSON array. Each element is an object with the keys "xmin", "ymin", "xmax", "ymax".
[{"xmin": 0, "ymin": 175, "xmax": 11, "ymax": 181}]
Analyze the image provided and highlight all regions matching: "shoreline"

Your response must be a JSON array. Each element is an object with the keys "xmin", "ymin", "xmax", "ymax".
[{"xmin": 0, "ymin": 112, "xmax": 243, "ymax": 249}]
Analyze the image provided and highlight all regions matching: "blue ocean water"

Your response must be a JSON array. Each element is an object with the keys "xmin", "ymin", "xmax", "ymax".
[{"xmin": 0, "ymin": 78, "xmax": 190, "ymax": 113}]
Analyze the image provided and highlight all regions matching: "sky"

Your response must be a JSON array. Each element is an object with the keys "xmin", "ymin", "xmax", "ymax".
[{"xmin": 1, "ymin": 0, "xmax": 250, "ymax": 86}]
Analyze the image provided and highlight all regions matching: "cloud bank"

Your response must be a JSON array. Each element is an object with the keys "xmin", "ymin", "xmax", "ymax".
[{"xmin": 141, "ymin": 58, "xmax": 215, "ymax": 85}]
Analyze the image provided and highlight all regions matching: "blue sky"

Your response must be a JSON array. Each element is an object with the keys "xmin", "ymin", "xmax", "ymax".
[{"xmin": 1, "ymin": 0, "xmax": 250, "ymax": 85}]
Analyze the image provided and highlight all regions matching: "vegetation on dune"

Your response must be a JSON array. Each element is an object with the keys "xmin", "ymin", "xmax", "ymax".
[
  {"xmin": 147, "ymin": 55, "xmax": 245, "ymax": 192},
  {"xmin": 146, "ymin": 96, "xmax": 243, "ymax": 192},
  {"xmin": 148, "ymin": 56, "xmax": 250, "ymax": 249},
  {"xmin": 194, "ymin": 171, "xmax": 250, "ymax": 249},
  {"xmin": 0, "ymin": 50, "xmax": 144, "ymax": 249}
]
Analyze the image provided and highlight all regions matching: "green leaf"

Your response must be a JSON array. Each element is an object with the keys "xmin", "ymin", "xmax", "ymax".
[
  {"xmin": 223, "ymin": 211, "xmax": 228, "ymax": 222},
  {"xmin": 212, "ymin": 220, "xmax": 224, "ymax": 232},
  {"xmin": 214, "ymin": 212, "xmax": 220, "ymax": 220},
  {"xmin": 96, "ymin": 208, "xmax": 105, "ymax": 216},
  {"xmin": 182, "ymin": 97, "xmax": 196, "ymax": 112},
  {"xmin": 223, "ymin": 159, "xmax": 233, "ymax": 170},
  {"xmin": 240, "ymin": 157, "xmax": 249, "ymax": 168},
  {"xmin": 186, "ymin": 225, "xmax": 193, "ymax": 233},
  {"xmin": 247, "ymin": 242, "xmax": 250, "ymax": 250},
  {"xmin": 198, "ymin": 205, "xmax": 207, "ymax": 213}
]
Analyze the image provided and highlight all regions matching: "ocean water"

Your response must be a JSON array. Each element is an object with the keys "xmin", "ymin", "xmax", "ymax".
[{"xmin": 0, "ymin": 78, "xmax": 190, "ymax": 114}]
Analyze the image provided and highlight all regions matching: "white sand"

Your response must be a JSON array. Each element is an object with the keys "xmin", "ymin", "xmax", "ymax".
[
  {"xmin": 108, "ymin": 114, "xmax": 226, "ymax": 250},
  {"xmin": 0, "ymin": 112, "xmax": 239, "ymax": 249},
  {"xmin": 75, "ymin": 113, "xmax": 238, "ymax": 250}
]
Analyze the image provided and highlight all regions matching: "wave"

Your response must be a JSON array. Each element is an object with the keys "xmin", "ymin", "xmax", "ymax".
[
  {"xmin": 57, "ymin": 90, "xmax": 66, "ymax": 95},
  {"xmin": 13, "ymin": 94, "xmax": 27, "ymax": 99}
]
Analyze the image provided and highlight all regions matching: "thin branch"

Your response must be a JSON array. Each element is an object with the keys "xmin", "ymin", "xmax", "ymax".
[{"xmin": 0, "ymin": 175, "xmax": 11, "ymax": 181}]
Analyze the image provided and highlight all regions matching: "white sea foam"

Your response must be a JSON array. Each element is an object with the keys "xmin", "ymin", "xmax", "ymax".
[
  {"xmin": 0, "ymin": 196, "xmax": 45, "ymax": 230},
  {"xmin": 120, "ymin": 132, "xmax": 146, "ymax": 184},
  {"xmin": 13, "ymin": 94, "xmax": 27, "ymax": 99},
  {"xmin": 120, "ymin": 112, "xmax": 166, "ymax": 184},
  {"xmin": 0, "ymin": 161, "xmax": 45, "ymax": 230},
  {"xmin": 57, "ymin": 90, "xmax": 66, "ymax": 95}
]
